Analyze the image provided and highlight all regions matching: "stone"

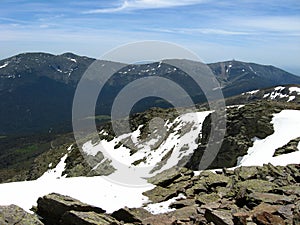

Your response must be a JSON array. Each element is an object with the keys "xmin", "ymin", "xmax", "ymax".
[
  {"xmin": 251, "ymin": 203, "xmax": 280, "ymax": 215},
  {"xmin": 232, "ymin": 212, "xmax": 250, "ymax": 225},
  {"xmin": 247, "ymin": 192, "xmax": 296, "ymax": 205},
  {"xmin": 169, "ymin": 198, "xmax": 196, "ymax": 209},
  {"xmin": 196, "ymin": 193, "xmax": 220, "ymax": 205},
  {"xmin": 234, "ymin": 166, "xmax": 258, "ymax": 181},
  {"xmin": 200, "ymin": 171, "xmax": 230, "ymax": 188},
  {"xmin": 36, "ymin": 193, "xmax": 105, "ymax": 225},
  {"xmin": 235, "ymin": 179, "xmax": 277, "ymax": 193},
  {"xmin": 185, "ymin": 181, "xmax": 207, "ymax": 197},
  {"xmin": 111, "ymin": 207, "xmax": 151, "ymax": 223},
  {"xmin": 142, "ymin": 214, "xmax": 176, "ymax": 225},
  {"xmin": 253, "ymin": 212, "xmax": 285, "ymax": 225},
  {"xmin": 204, "ymin": 208, "xmax": 234, "ymax": 225},
  {"xmin": 143, "ymin": 181, "xmax": 189, "ymax": 203},
  {"xmin": 277, "ymin": 204, "xmax": 294, "ymax": 224},
  {"xmin": 147, "ymin": 167, "xmax": 193, "ymax": 187},
  {"xmin": 273, "ymin": 185, "xmax": 300, "ymax": 196},
  {"xmin": 168, "ymin": 205, "xmax": 199, "ymax": 223},
  {"xmin": 0, "ymin": 204, "xmax": 43, "ymax": 225},
  {"xmin": 60, "ymin": 210, "xmax": 121, "ymax": 225},
  {"xmin": 293, "ymin": 201, "xmax": 300, "ymax": 225}
]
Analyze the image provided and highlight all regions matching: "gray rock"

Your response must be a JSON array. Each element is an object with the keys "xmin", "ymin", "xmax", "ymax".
[
  {"xmin": 60, "ymin": 210, "xmax": 121, "ymax": 225},
  {"xmin": 0, "ymin": 204, "xmax": 43, "ymax": 225},
  {"xmin": 204, "ymin": 208, "xmax": 234, "ymax": 225},
  {"xmin": 111, "ymin": 207, "xmax": 151, "ymax": 223},
  {"xmin": 36, "ymin": 193, "xmax": 105, "ymax": 224}
]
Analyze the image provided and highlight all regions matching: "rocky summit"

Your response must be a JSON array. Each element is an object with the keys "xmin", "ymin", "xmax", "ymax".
[{"xmin": 1, "ymin": 163, "xmax": 298, "ymax": 225}]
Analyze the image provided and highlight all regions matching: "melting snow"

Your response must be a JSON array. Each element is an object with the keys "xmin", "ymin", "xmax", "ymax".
[
  {"xmin": 37, "ymin": 154, "xmax": 68, "ymax": 180},
  {"xmin": 287, "ymin": 96, "xmax": 296, "ymax": 102},
  {"xmin": 263, "ymin": 86, "xmax": 300, "ymax": 102},
  {"xmin": 144, "ymin": 193, "xmax": 186, "ymax": 214},
  {"xmin": 238, "ymin": 110, "xmax": 300, "ymax": 166},
  {"xmin": 289, "ymin": 87, "xmax": 300, "ymax": 95},
  {"xmin": 83, "ymin": 111, "xmax": 211, "ymax": 176},
  {"xmin": 0, "ymin": 143, "xmax": 152, "ymax": 213}
]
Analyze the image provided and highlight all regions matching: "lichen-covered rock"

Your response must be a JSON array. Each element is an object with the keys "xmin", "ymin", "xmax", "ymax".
[
  {"xmin": 196, "ymin": 193, "xmax": 220, "ymax": 205},
  {"xmin": 60, "ymin": 210, "xmax": 121, "ymax": 225},
  {"xmin": 147, "ymin": 166, "xmax": 193, "ymax": 187},
  {"xmin": 204, "ymin": 208, "xmax": 234, "ymax": 225},
  {"xmin": 234, "ymin": 166, "xmax": 258, "ymax": 180},
  {"xmin": 273, "ymin": 137, "xmax": 300, "ymax": 157},
  {"xmin": 36, "ymin": 193, "xmax": 105, "ymax": 225},
  {"xmin": 111, "ymin": 207, "xmax": 152, "ymax": 223},
  {"xmin": 0, "ymin": 205, "xmax": 43, "ymax": 225},
  {"xmin": 235, "ymin": 179, "xmax": 278, "ymax": 193},
  {"xmin": 247, "ymin": 192, "xmax": 296, "ymax": 205}
]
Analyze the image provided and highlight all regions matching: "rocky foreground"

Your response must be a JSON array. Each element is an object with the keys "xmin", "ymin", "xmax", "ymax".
[{"xmin": 0, "ymin": 163, "xmax": 299, "ymax": 225}]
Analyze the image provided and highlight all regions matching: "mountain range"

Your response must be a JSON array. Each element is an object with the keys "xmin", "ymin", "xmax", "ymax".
[{"xmin": 1, "ymin": 52, "xmax": 300, "ymax": 135}]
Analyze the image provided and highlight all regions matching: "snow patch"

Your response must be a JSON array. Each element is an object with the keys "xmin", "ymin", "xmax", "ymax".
[
  {"xmin": 0, "ymin": 175, "xmax": 152, "ymax": 213},
  {"xmin": 144, "ymin": 193, "xmax": 186, "ymax": 214},
  {"xmin": 289, "ymin": 87, "xmax": 300, "ymax": 95},
  {"xmin": 37, "ymin": 154, "xmax": 68, "ymax": 180},
  {"xmin": 238, "ymin": 110, "xmax": 300, "ymax": 166},
  {"xmin": 287, "ymin": 96, "xmax": 296, "ymax": 102}
]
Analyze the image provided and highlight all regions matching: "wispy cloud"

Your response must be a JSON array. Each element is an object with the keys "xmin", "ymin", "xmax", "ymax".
[
  {"xmin": 236, "ymin": 16, "xmax": 300, "ymax": 32},
  {"xmin": 84, "ymin": 0, "xmax": 206, "ymax": 13},
  {"xmin": 146, "ymin": 28, "xmax": 250, "ymax": 36}
]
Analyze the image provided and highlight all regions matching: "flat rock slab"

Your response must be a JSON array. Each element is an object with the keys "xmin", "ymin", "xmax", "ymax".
[{"xmin": 0, "ymin": 204, "xmax": 43, "ymax": 225}]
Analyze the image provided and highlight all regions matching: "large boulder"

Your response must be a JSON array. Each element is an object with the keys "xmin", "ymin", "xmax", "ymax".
[
  {"xmin": 111, "ymin": 207, "xmax": 152, "ymax": 223},
  {"xmin": 36, "ymin": 193, "xmax": 105, "ymax": 225}
]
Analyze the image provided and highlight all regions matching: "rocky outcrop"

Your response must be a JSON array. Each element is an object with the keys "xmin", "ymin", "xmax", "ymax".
[
  {"xmin": 273, "ymin": 137, "xmax": 300, "ymax": 157},
  {"xmin": 1, "ymin": 164, "xmax": 299, "ymax": 225},
  {"xmin": 144, "ymin": 163, "xmax": 300, "ymax": 224},
  {"xmin": 36, "ymin": 193, "xmax": 106, "ymax": 225},
  {"xmin": 186, "ymin": 101, "xmax": 300, "ymax": 170},
  {"xmin": 60, "ymin": 211, "xmax": 121, "ymax": 225},
  {"xmin": 0, "ymin": 204, "xmax": 43, "ymax": 225}
]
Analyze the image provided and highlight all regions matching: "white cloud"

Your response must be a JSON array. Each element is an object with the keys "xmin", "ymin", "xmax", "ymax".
[{"xmin": 84, "ymin": 0, "xmax": 206, "ymax": 13}]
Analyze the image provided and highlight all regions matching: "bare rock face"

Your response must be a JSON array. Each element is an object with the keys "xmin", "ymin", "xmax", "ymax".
[
  {"xmin": 36, "ymin": 193, "xmax": 105, "ymax": 225},
  {"xmin": 143, "ymin": 163, "xmax": 300, "ymax": 225},
  {"xmin": 0, "ymin": 204, "xmax": 43, "ymax": 225},
  {"xmin": 60, "ymin": 211, "xmax": 121, "ymax": 225}
]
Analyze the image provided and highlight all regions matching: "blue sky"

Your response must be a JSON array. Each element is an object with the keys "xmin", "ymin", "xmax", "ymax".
[{"xmin": 1, "ymin": 0, "xmax": 300, "ymax": 74}]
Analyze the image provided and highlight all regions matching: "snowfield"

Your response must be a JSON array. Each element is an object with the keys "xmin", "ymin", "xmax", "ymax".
[
  {"xmin": 238, "ymin": 110, "xmax": 300, "ymax": 166},
  {"xmin": 0, "ymin": 110, "xmax": 299, "ymax": 214}
]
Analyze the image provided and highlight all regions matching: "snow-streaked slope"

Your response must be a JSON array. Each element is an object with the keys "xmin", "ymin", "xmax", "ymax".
[
  {"xmin": 0, "ymin": 143, "xmax": 153, "ymax": 213},
  {"xmin": 263, "ymin": 86, "xmax": 300, "ymax": 102},
  {"xmin": 238, "ymin": 110, "xmax": 300, "ymax": 166},
  {"xmin": 84, "ymin": 111, "xmax": 211, "ymax": 178},
  {"xmin": 0, "ymin": 111, "xmax": 211, "ymax": 213},
  {"xmin": 1, "ymin": 109, "xmax": 300, "ymax": 214}
]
